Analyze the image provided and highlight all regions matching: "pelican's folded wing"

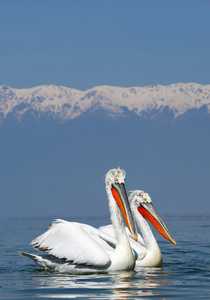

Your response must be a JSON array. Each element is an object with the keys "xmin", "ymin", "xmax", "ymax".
[
  {"xmin": 74, "ymin": 222, "xmax": 117, "ymax": 250},
  {"xmin": 31, "ymin": 219, "xmax": 111, "ymax": 268}
]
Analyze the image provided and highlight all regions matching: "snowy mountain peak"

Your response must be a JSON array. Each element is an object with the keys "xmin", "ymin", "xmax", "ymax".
[{"xmin": 0, "ymin": 83, "xmax": 209, "ymax": 122}]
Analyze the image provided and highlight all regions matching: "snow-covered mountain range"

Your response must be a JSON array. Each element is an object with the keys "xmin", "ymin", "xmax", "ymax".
[{"xmin": 0, "ymin": 82, "xmax": 209, "ymax": 122}]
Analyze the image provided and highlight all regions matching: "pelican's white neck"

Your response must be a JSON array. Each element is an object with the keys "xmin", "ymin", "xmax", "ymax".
[
  {"xmin": 132, "ymin": 204, "xmax": 158, "ymax": 248},
  {"xmin": 106, "ymin": 187, "xmax": 135, "ymax": 270},
  {"xmin": 131, "ymin": 204, "xmax": 163, "ymax": 267},
  {"xmin": 106, "ymin": 187, "xmax": 127, "ymax": 243}
]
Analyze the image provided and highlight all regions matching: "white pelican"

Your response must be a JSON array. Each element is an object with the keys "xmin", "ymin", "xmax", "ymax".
[
  {"xmin": 99, "ymin": 190, "xmax": 176, "ymax": 267},
  {"xmin": 20, "ymin": 168, "xmax": 138, "ymax": 274}
]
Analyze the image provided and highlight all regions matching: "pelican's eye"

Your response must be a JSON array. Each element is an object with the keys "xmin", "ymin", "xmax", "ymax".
[
  {"xmin": 114, "ymin": 177, "xmax": 119, "ymax": 183},
  {"xmin": 143, "ymin": 197, "xmax": 148, "ymax": 203}
]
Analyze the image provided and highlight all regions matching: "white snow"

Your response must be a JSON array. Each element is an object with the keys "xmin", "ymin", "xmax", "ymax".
[{"xmin": 0, "ymin": 83, "xmax": 209, "ymax": 121}]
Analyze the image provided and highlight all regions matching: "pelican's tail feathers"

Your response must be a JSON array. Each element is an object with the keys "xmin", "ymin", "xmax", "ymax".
[{"xmin": 19, "ymin": 251, "xmax": 49, "ymax": 269}]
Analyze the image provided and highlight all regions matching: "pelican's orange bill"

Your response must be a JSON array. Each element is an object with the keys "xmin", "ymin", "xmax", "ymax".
[
  {"xmin": 111, "ymin": 187, "xmax": 132, "ymax": 234},
  {"xmin": 138, "ymin": 206, "xmax": 177, "ymax": 245},
  {"xmin": 111, "ymin": 186, "xmax": 138, "ymax": 241}
]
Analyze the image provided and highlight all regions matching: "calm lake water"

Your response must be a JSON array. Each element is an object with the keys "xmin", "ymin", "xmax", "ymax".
[{"xmin": 1, "ymin": 217, "xmax": 210, "ymax": 299}]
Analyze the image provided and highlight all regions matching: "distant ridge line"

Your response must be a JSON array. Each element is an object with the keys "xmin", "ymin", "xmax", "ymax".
[{"xmin": 0, "ymin": 82, "xmax": 210, "ymax": 122}]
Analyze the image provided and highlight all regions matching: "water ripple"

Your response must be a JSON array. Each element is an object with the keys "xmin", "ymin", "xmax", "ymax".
[{"xmin": 1, "ymin": 218, "xmax": 210, "ymax": 299}]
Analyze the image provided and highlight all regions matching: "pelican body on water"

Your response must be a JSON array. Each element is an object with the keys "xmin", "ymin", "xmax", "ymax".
[
  {"xmin": 20, "ymin": 168, "xmax": 176, "ymax": 273},
  {"xmin": 20, "ymin": 168, "xmax": 138, "ymax": 274}
]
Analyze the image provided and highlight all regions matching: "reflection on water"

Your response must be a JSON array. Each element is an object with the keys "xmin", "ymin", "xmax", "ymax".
[
  {"xmin": 27, "ymin": 268, "xmax": 168, "ymax": 299},
  {"xmin": 110, "ymin": 269, "xmax": 166, "ymax": 299},
  {"xmin": 1, "ymin": 218, "xmax": 210, "ymax": 299}
]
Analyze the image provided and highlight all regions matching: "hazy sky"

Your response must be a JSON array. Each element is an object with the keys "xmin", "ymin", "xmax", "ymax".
[
  {"xmin": 0, "ymin": 0, "xmax": 210, "ymax": 221},
  {"xmin": 0, "ymin": 0, "xmax": 209, "ymax": 90}
]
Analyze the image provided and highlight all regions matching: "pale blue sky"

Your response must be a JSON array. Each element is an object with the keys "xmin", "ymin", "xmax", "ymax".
[
  {"xmin": 0, "ymin": 0, "xmax": 210, "ymax": 220},
  {"xmin": 0, "ymin": 0, "xmax": 209, "ymax": 90}
]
